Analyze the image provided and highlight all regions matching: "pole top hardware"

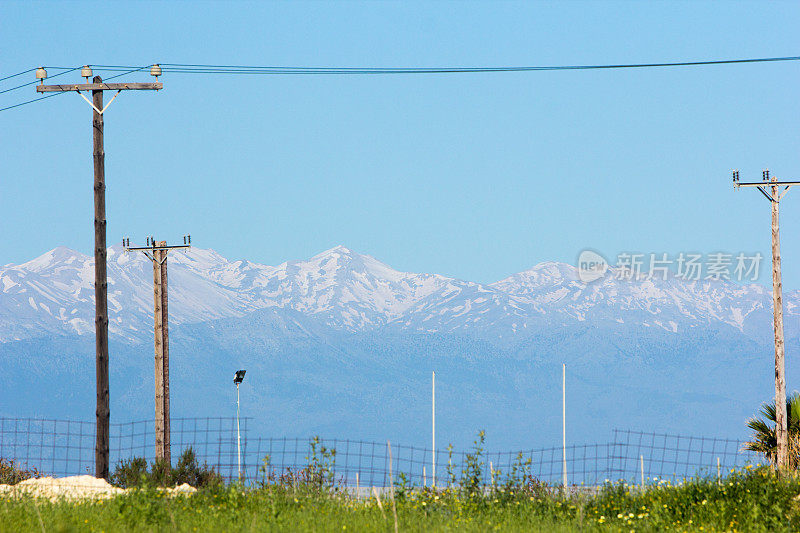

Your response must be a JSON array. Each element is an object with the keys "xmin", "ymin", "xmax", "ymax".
[
  {"xmin": 124, "ymin": 236, "xmax": 192, "ymax": 254},
  {"xmin": 731, "ymin": 169, "xmax": 800, "ymax": 190}
]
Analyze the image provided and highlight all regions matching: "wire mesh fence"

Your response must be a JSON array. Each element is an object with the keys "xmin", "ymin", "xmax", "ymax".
[
  {"xmin": 608, "ymin": 429, "xmax": 760, "ymax": 484},
  {"xmin": 0, "ymin": 417, "xmax": 761, "ymax": 488},
  {"xmin": 0, "ymin": 417, "xmax": 245, "ymax": 481}
]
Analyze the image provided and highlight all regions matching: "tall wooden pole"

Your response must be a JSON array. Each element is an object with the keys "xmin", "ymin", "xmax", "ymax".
[
  {"xmin": 153, "ymin": 242, "xmax": 168, "ymax": 462},
  {"xmin": 771, "ymin": 176, "xmax": 788, "ymax": 469},
  {"xmin": 732, "ymin": 169, "xmax": 800, "ymax": 469},
  {"xmin": 37, "ymin": 72, "xmax": 162, "ymax": 480},
  {"xmin": 160, "ymin": 247, "xmax": 171, "ymax": 464},
  {"xmin": 92, "ymin": 76, "xmax": 110, "ymax": 480},
  {"xmin": 126, "ymin": 238, "xmax": 187, "ymax": 463}
]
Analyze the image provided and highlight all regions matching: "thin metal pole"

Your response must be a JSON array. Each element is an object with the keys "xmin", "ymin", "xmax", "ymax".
[
  {"xmin": 640, "ymin": 455, "xmax": 644, "ymax": 486},
  {"xmin": 562, "ymin": 363, "xmax": 567, "ymax": 488},
  {"xmin": 432, "ymin": 370, "xmax": 436, "ymax": 488},
  {"xmin": 236, "ymin": 382, "xmax": 242, "ymax": 482},
  {"xmin": 388, "ymin": 441, "xmax": 398, "ymax": 533}
]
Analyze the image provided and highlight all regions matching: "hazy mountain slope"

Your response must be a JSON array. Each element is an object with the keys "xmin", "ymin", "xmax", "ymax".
[{"xmin": 1, "ymin": 245, "xmax": 798, "ymax": 448}]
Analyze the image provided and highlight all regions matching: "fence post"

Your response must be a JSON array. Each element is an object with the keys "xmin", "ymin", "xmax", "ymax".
[{"xmin": 640, "ymin": 455, "xmax": 644, "ymax": 487}]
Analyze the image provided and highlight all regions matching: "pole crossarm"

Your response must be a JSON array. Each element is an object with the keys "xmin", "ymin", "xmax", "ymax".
[
  {"xmin": 124, "ymin": 244, "xmax": 190, "ymax": 265},
  {"xmin": 125, "ymin": 244, "xmax": 191, "ymax": 252},
  {"xmin": 732, "ymin": 170, "xmax": 796, "ymax": 203},
  {"xmin": 735, "ymin": 181, "xmax": 800, "ymax": 187},
  {"xmin": 36, "ymin": 82, "xmax": 162, "ymax": 92}
]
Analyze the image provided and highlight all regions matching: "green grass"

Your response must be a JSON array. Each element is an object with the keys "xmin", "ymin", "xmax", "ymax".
[{"xmin": 2, "ymin": 466, "xmax": 800, "ymax": 532}]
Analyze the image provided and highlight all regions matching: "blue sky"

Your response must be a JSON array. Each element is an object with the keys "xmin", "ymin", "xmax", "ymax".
[{"xmin": 2, "ymin": 1, "xmax": 799, "ymax": 286}]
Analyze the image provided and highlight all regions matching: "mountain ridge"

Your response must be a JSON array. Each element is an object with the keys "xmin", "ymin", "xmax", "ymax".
[{"xmin": 0, "ymin": 244, "xmax": 795, "ymax": 345}]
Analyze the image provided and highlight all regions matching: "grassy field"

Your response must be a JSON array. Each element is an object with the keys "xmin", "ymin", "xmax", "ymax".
[{"xmin": 2, "ymin": 466, "xmax": 800, "ymax": 532}]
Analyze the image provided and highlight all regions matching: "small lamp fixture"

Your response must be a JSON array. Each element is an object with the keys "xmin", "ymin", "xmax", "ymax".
[
  {"xmin": 150, "ymin": 64, "xmax": 162, "ymax": 80},
  {"xmin": 35, "ymin": 67, "xmax": 47, "ymax": 85},
  {"xmin": 81, "ymin": 65, "xmax": 93, "ymax": 82},
  {"xmin": 233, "ymin": 368, "xmax": 247, "ymax": 482}
]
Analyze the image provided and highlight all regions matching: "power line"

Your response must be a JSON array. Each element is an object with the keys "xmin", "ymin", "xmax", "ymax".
[
  {"xmin": 0, "ymin": 66, "xmax": 86, "ymax": 112},
  {"xmin": 0, "ymin": 68, "xmax": 37, "ymax": 84},
  {"xmin": 0, "ymin": 92, "xmax": 64, "ymax": 113},
  {"xmin": 7, "ymin": 54, "xmax": 797, "ymax": 79},
  {"xmin": 0, "ymin": 66, "xmax": 82, "ymax": 95},
  {"xmin": 2, "ymin": 55, "xmax": 798, "ymax": 113},
  {"xmin": 155, "ymin": 55, "xmax": 800, "ymax": 74}
]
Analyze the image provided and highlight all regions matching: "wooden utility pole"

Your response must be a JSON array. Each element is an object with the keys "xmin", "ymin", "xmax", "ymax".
[
  {"xmin": 124, "ymin": 236, "xmax": 190, "ymax": 463},
  {"xmin": 37, "ymin": 67, "xmax": 162, "ymax": 479},
  {"xmin": 733, "ymin": 169, "xmax": 800, "ymax": 469},
  {"xmin": 153, "ymin": 242, "xmax": 168, "ymax": 461},
  {"xmin": 92, "ymin": 78, "xmax": 109, "ymax": 480},
  {"xmin": 770, "ymin": 177, "xmax": 787, "ymax": 469}
]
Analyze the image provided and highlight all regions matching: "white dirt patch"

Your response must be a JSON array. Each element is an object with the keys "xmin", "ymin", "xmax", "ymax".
[
  {"xmin": 0, "ymin": 475, "xmax": 123, "ymax": 501},
  {"xmin": 0, "ymin": 475, "xmax": 197, "ymax": 501}
]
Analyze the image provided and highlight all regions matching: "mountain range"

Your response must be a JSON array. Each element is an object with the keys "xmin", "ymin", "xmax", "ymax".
[{"xmin": 1, "ymin": 245, "xmax": 797, "ymax": 450}]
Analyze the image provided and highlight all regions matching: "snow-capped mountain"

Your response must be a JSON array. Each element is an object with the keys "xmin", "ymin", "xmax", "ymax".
[
  {"xmin": 0, "ymin": 245, "xmax": 794, "ymax": 344},
  {"xmin": 2, "ymin": 245, "xmax": 798, "ymax": 449}
]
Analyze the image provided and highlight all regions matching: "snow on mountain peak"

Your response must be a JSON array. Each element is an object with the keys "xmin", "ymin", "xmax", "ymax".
[
  {"xmin": 19, "ymin": 246, "xmax": 88, "ymax": 273},
  {"xmin": 256, "ymin": 246, "xmax": 448, "ymax": 328},
  {"xmin": 491, "ymin": 261, "xmax": 580, "ymax": 294},
  {"xmin": 0, "ymin": 245, "xmax": 793, "ymax": 343}
]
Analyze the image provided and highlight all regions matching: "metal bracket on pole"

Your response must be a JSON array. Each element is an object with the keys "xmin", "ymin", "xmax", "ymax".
[
  {"xmin": 77, "ymin": 89, "xmax": 122, "ymax": 115},
  {"xmin": 756, "ymin": 186, "xmax": 777, "ymax": 203}
]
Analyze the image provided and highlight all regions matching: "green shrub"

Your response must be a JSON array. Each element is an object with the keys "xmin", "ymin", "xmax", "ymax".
[
  {"xmin": 0, "ymin": 457, "xmax": 43, "ymax": 484},
  {"xmin": 258, "ymin": 437, "xmax": 341, "ymax": 494},
  {"xmin": 171, "ymin": 447, "xmax": 224, "ymax": 488},
  {"xmin": 459, "ymin": 430, "xmax": 486, "ymax": 497},
  {"xmin": 109, "ymin": 456, "xmax": 148, "ymax": 488},
  {"xmin": 110, "ymin": 447, "xmax": 223, "ymax": 489}
]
